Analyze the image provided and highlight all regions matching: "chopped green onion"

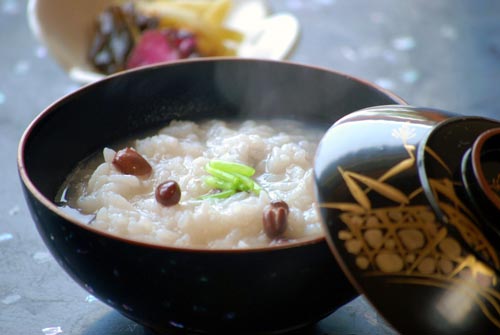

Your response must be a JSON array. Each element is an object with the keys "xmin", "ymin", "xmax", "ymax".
[
  {"xmin": 205, "ymin": 163, "xmax": 239, "ymax": 184},
  {"xmin": 252, "ymin": 181, "xmax": 262, "ymax": 195},
  {"xmin": 236, "ymin": 182, "xmax": 251, "ymax": 192},
  {"xmin": 233, "ymin": 173, "xmax": 262, "ymax": 195},
  {"xmin": 203, "ymin": 176, "xmax": 237, "ymax": 191},
  {"xmin": 199, "ymin": 189, "xmax": 236, "ymax": 200},
  {"xmin": 209, "ymin": 160, "xmax": 255, "ymax": 176},
  {"xmin": 233, "ymin": 173, "xmax": 255, "ymax": 192}
]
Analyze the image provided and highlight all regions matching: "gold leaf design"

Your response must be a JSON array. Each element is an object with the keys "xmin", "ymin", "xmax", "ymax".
[
  {"xmin": 378, "ymin": 157, "xmax": 415, "ymax": 183},
  {"xmin": 388, "ymin": 276, "xmax": 500, "ymax": 328},
  {"xmin": 425, "ymin": 147, "xmax": 452, "ymax": 175},
  {"xmin": 406, "ymin": 227, "xmax": 447, "ymax": 275},
  {"xmin": 339, "ymin": 167, "xmax": 371, "ymax": 209},
  {"xmin": 439, "ymin": 201, "xmax": 500, "ymax": 269},
  {"xmin": 348, "ymin": 171, "xmax": 410, "ymax": 204},
  {"xmin": 378, "ymin": 144, "xmax": 416, "ymax": 183},
  {"xmin": 391, "ymin": 123, "xmax": 416, "ymax": 142},
  {"xmin": 430, "ymin": 179, "xmax": 475, "ymax": 220},
  {"xmin": 320, "ymin": 202, "xmax": 365, "ymax": 213},
  {"xmin": 408, "ymin": 187, "xmax": 424, "ymax": 200},
  {"xmin": 327, "ymin": 122, "xmax": 500, "ymax": 329}
]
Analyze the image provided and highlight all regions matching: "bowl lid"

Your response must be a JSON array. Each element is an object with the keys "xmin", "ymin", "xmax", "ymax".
[{"xmin": 315, "ymin": 105, "xmax": 500, "ymax": 334}]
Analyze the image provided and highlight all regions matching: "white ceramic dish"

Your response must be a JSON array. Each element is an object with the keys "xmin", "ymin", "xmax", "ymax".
[{"xmin": 27, "ymin": 0, "xmax": 300, "ymax": 84}]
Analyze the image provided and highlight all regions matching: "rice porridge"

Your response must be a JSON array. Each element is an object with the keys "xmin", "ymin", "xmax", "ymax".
[{"xmin": 57, "ymin": 119, "xmax": 324, "ymax": 249}]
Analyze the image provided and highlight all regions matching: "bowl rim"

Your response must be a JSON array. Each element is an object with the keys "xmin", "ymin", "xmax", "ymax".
[
  {"xmin": 471, "ymin": 127, "xmax": 500, "ymax": 209},
  {"xmin": 17, "ymin": 57, "xmax": 406, "ymax": 253}
]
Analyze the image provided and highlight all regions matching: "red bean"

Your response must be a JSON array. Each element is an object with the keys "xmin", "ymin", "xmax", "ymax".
[
  {"xmin": 155, "ymin": 180, "xmax": 181, "ymax": 207},
  {"xmin": 112, "ymin": 147, "xmax": 152, "ymax": 177},
  {"xmin": 263, "ymin": 200, "xmax": 289, "ymax": 239},
  {"xmin": 270, "ymin": 200, "xmax": 289, "ymax": 214}
]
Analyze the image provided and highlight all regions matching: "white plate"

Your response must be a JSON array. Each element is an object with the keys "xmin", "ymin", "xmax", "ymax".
[{"xmin": 27, "ymin": 0, "xmax": 300, "ymax": 84}]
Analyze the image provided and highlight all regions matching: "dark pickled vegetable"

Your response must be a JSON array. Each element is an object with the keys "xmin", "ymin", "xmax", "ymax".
[
  {"xmin": 263, "ymin": 200, "xmax": 289, "ymax": 239},
  {"xmin": 88, "ymin": 2, "xmax": 198, "ymax": 74},
  {"xmin": 155, "ymin": 181, "xmax": 181, "ymax": 207},
  {"xmin": 112, "ymin": 147, "xmax": 152, "ymax": 177},
  {"xmin": 88, "ymin": 2, "xmax": 158, "ymax": 74}
]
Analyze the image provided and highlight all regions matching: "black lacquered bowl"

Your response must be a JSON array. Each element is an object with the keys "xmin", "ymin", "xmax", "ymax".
[
  {"xmin": 17, "ymin": 58, "xmax": 404, "ymax": 334},
  {"xmin": 315, "ymin": 105, "xmax": 500, "ymax": 334}
]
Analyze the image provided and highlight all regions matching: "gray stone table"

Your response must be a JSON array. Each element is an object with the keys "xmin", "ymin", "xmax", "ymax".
[{"xmin": 1, "ymin": 0, "xmax": 499, "ymax": 334}]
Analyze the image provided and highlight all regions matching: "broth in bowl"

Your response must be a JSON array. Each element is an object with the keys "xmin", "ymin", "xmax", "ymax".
[{"xmin": 57, "ymin": 119, "xmax": 323, "ymax": 249}]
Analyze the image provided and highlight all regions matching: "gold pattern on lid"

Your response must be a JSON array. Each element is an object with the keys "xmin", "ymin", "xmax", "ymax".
[{"xmin": 320, "ymin": 123, "xmax": 500, "ymax": 328}]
